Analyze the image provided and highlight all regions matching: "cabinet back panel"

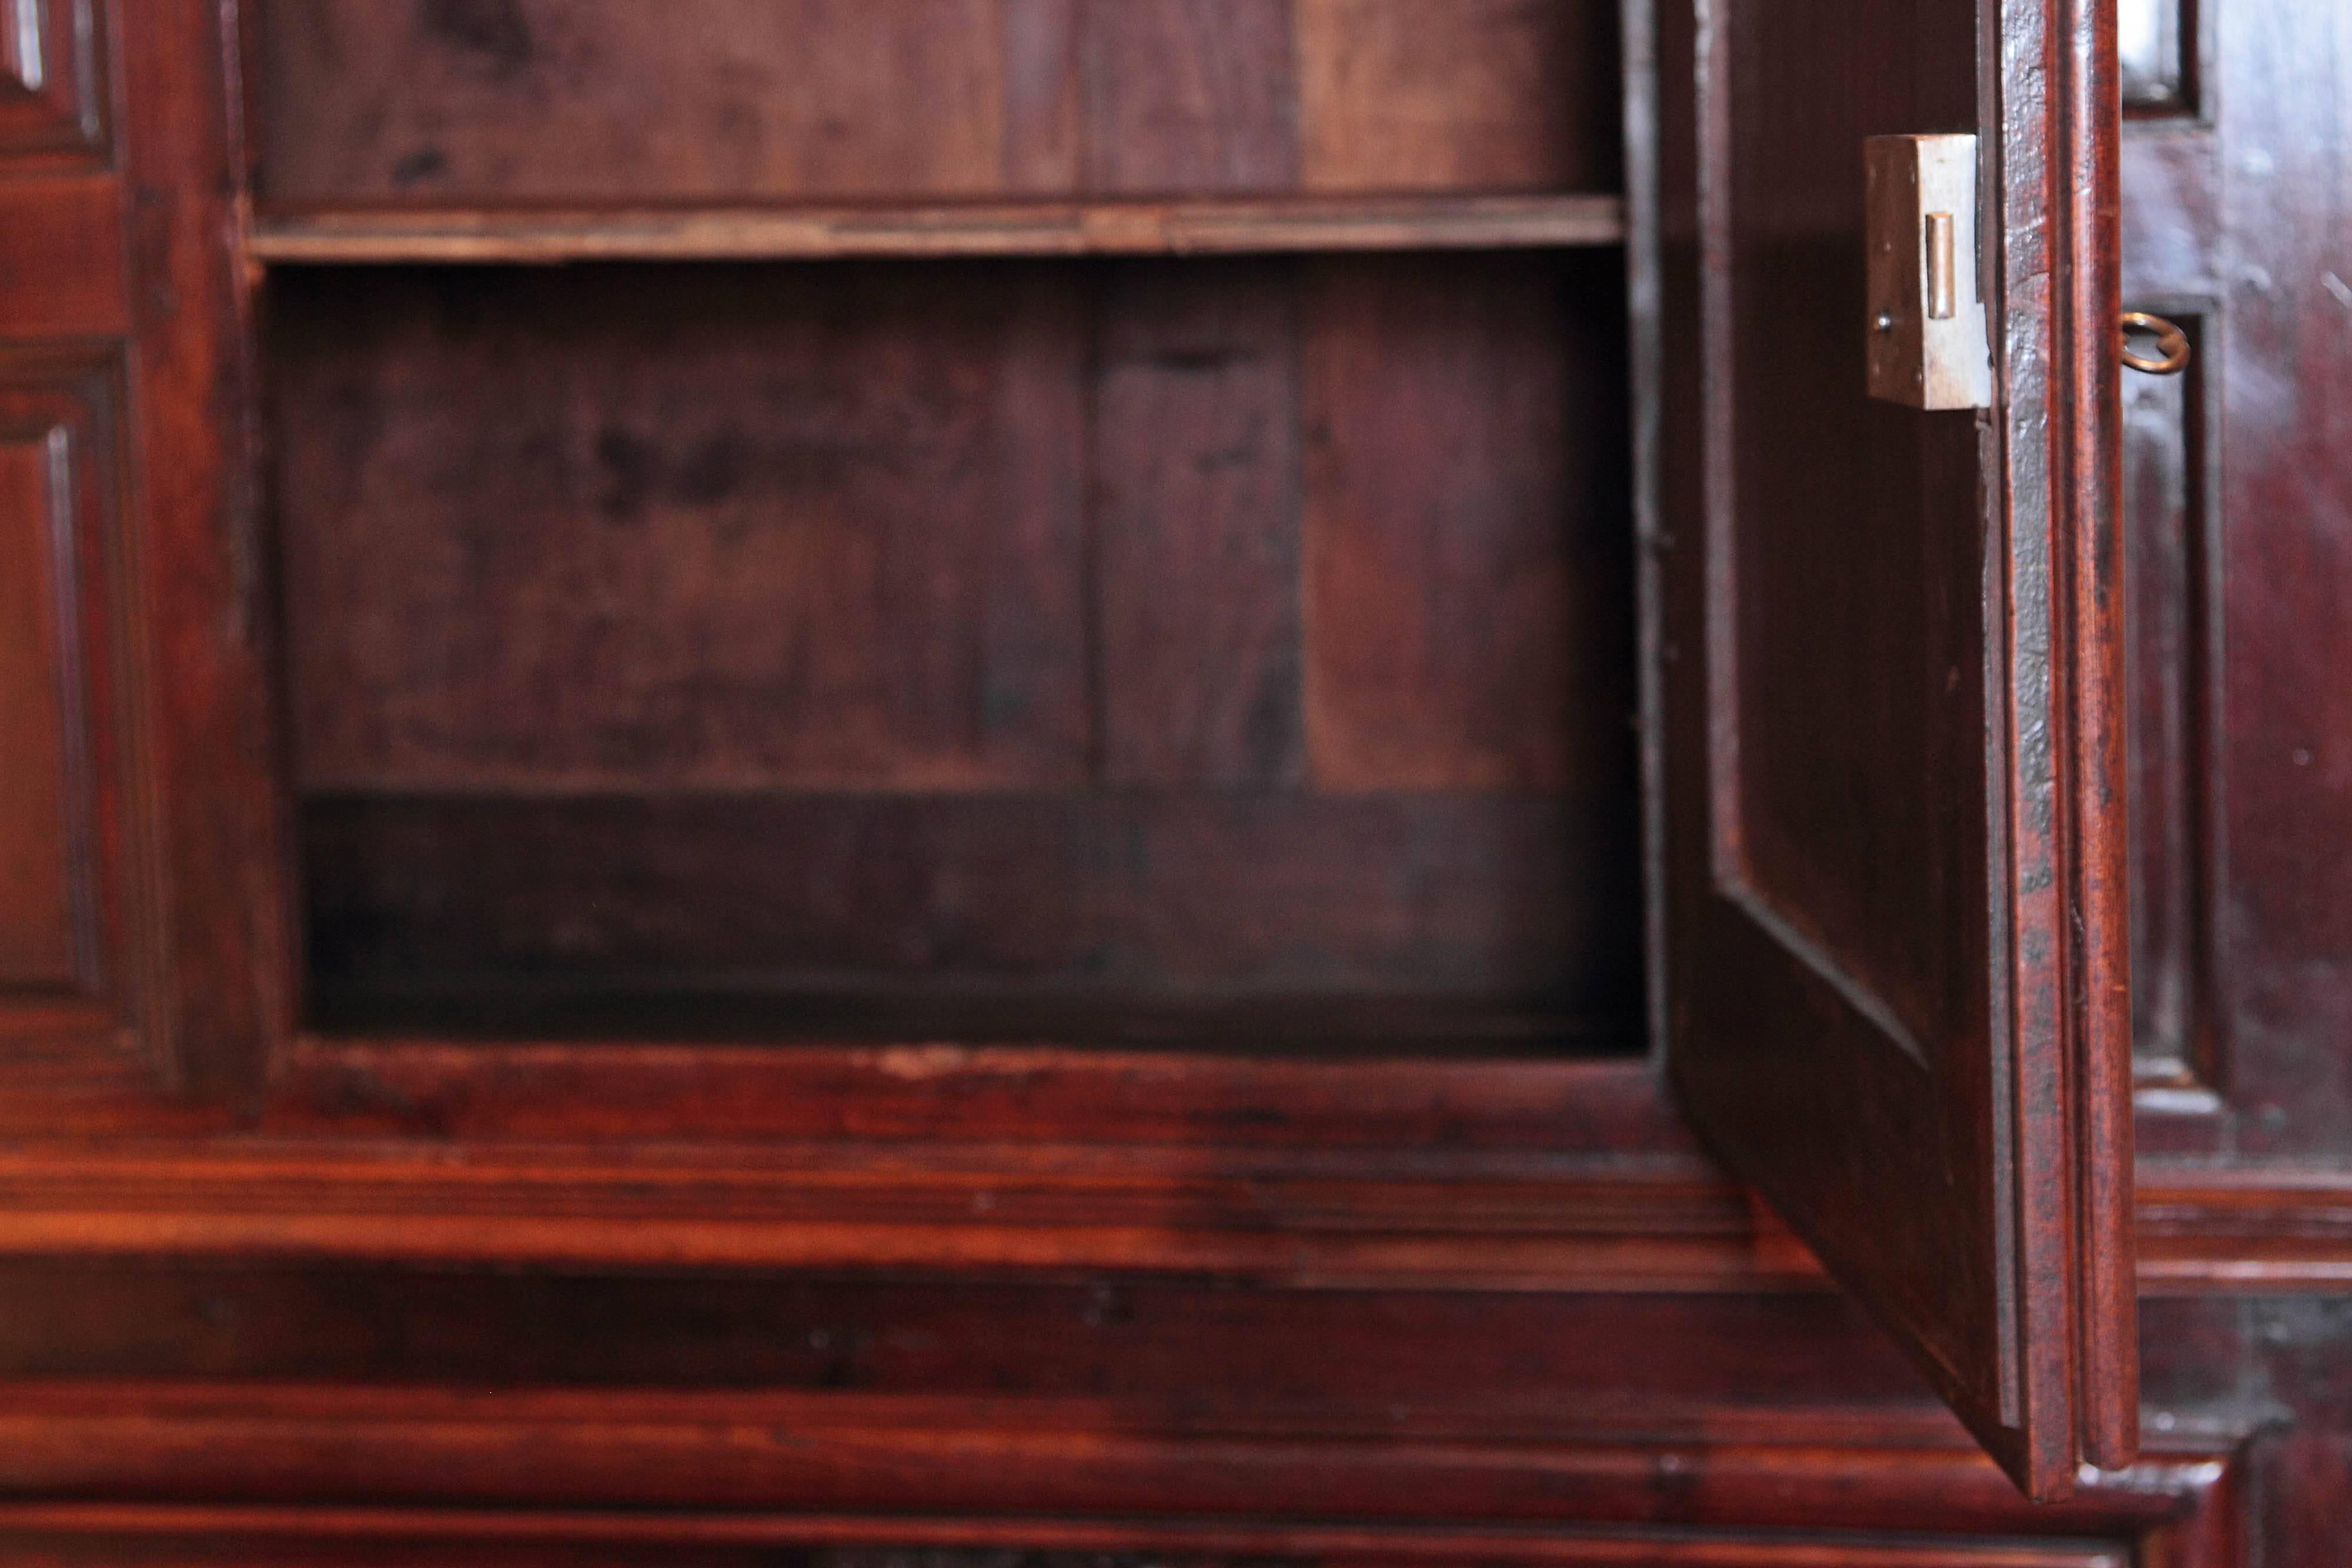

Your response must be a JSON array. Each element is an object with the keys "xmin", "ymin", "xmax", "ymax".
[
  {"xmin": 249, "ymin": 0, "xmax": 1621, "ymax": 207},
  {"xmin": 268, "ymin": 255, "xmax": 1638, "ymax": 1051}
]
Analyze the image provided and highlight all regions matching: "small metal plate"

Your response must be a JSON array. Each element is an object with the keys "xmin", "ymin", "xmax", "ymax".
[{"xmin": 1865, "ymin": 133, "xmax": 1993, "ymax": 410}]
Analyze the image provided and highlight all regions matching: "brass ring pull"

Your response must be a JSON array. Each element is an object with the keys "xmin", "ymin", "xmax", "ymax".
[{"xmin": 2120, "ymin": 311, "xmax": 2191, "ymax": 376}]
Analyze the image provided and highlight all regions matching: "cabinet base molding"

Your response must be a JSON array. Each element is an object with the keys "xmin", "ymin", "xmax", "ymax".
[{"xmin": 0, "ymin": 1389, "xmax": 2248, "ymax": 1563}]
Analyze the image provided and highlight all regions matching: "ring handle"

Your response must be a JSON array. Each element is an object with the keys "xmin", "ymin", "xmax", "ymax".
[{"xmin": 2120, "ymin": 311, "xmax": 2191, "ymax": 376}]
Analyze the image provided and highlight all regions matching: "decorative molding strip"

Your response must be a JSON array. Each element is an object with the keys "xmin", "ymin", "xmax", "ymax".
[
  {"xmin": 0, "ymin": 1134, "xmax": 2341, "ymax": 1292},
  {"xmin": 0, "ymin": 1383, "xmax": 2249, "ymax": 1557}
]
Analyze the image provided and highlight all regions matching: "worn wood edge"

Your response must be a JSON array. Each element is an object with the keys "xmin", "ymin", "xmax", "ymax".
[
  {"xmin": 241, "ymin": 195, "xmax": 1628, "ymax": 263},
  {"xmin": 0, "ymin": 1386, "xmax": 2246, "ymax": 1549}
]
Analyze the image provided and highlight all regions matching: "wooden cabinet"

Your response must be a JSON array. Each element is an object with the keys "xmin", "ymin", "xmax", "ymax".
[{"xmin": 6, "ymin": 0, "xmax": 2352, "ymax": 1557}]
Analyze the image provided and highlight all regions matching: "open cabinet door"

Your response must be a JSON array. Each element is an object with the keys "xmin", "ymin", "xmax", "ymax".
[{"xmin": 1639, "ymin": 0, "xmax": 2135, "ymax": 1502}]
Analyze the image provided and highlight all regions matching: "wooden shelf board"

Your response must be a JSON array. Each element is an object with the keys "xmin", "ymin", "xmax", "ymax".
[{"xmin": 245, "ymin": 194, "xmax": 1626, "ymax": 264}]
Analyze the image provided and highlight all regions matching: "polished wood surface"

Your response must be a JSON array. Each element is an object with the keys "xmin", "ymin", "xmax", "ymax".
[{"xmin": 1649, "ymin": 0, "xmax": 2133, "ymax": 1499}]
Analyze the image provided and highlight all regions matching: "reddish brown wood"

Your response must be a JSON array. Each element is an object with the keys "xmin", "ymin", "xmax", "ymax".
[
  {"xmin": 1095, "ymin": 262, "xmax": 1304, "ymax": 786},
  {"xmin": 4, "ymin": 0, "xmax": 2348, "ymax": 1546},
  {"xmin": 247, "ymin": 1, "xmax": 1622, "ymax": 209},
  {"xmin": 1304, "ymin": 252, "xmax": 1630, "ymax": 792},
  {"xmin": 2059, "ymin": 0, "xmax": 2138, "ymax": 1470},
  {"xmin": 0, "ymin": 375, "xmax": 91, "ymax": 994},
  {"xmin": 1295, "ymin": 0, "xmax": 1619, "ymax": 195},
  {"xmin": 1649, "ymin": 0, "xmax": 2134, "ymax": 1499},
  {"xmin": 0, "ymin": 0, "xmax": 103, "ymax": 159},
  {"xmin": 268, "ymin": 262, "xmax": 1094, "ymax": 795},
  {"xmin": 243, "ymin": 195, "xmax": 1631, "ymax": 264},
  {"xmin": 0, "ymin": 1509, "xmax": 2146, "ymax": 1568}
]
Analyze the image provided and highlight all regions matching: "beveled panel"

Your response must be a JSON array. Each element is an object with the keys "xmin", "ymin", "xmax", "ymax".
[{"xmin": 0, "ymin": 349, "xmax": 122, "ymax": 1021}]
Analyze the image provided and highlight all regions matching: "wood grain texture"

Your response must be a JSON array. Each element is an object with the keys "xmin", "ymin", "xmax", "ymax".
[
  {"xmin": 1304, "ymin": 252, "xmax": 1630, "ymax": 792},
  {"xmin": 270, "ymin": 263, "xmax": 1093, "ymax": 795},
  {"xmin": 249, "ymin": 1, "xmax": 1622, "ymax": 209},
  {"xmin": 113, "ymin": 0, "xmax": 295, "ymax": 1095},
  {"xmin": 1094, "ymin": 263, "xmax": 1304, "ymax": 786},
  {"xmin": 1649, "ymin": 0, "xmax": 2133, "ymax": 1499},
  {"xmin": 1297, "ymin": 0, "xmax": 1619, "ymax": 195},
  {"xmin": 243, "ymin": 195, "xmax": 1630, "ymax": 264},
  {"xmin": 0, "ymin": 1363, "xmax": 2239, "ymax": 1544}
]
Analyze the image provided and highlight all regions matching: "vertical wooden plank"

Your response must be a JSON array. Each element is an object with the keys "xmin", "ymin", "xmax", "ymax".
[
  {"xmin": 1304, "ymin": 254, "xmax": 1625, "ymax": 793},
  {"xmin": 1082, "ymin": 0, "xmax": 1297, "ymax": 195},
  {"xmin": 1095, "ymin": 261, "xmax": 1303, "ymax": 787},
  {"xmin": 1000, "ymin": 0, "xmax": 1083, "ymax": 193},
  {"xmin": 1295, "ymin": 0, "xmax": 1619, "ymax": 195},
  {"xmin": 253, "ymin": 0, "xmax": 1015, "ymax": 203}
]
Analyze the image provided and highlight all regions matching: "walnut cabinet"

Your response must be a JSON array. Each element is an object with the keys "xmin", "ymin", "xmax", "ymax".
[{"xmin": 14, "ymin": 0, "xmax": 2336, "ymax": 1551}]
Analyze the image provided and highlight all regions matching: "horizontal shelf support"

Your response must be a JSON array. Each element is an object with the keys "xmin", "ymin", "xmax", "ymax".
[{"xmin": 244, "ymin": 194, "xmax": 1628, "ymax": 265}]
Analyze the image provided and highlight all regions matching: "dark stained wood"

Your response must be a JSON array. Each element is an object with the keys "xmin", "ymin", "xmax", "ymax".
[
  {"xmin": 1094, "ymin": 263, "xmax": 1303, "ymax": 786},
  {"xmin": 1295, "ymin": 0, "xmax": 1619, "ymax": 195},
  {"xmin": 298, "ymin": 792, "xmax": 1636, "ymax": 1042},
  {"xmin": 1304, "ymin": 252, "xmax": 1629, "ymax": 791},
  {"xmin": 0, "ymin": 0, "xmax": 282, "ymax": 1094},
  {"xmin": 268, "ymin": 245, "xmax": 1641, "ymax": 1051},
  {"xmin": 269, "ymin": 263, "xmax": 1093, "ymax": 795},
  {"xmin": 0, "ymin": 0, "xmax": 104, "ymax": 159},
  {"xmin": 0, "ymin": 385, "xmax": 88, "ymax": 993},
  {"xmin": 0, "ymin": 178, "xmax": 125, "ymax": 339},
  {"xmin": 16, "ymin": 0, "xmax": 2352, "ymax": 1546},
  {"xmin": 2193, "ymin": 0, "xmax": 2352, "ymax": 1161},
  {"xmin": 2060, "ymin": 0, "xmax": 2139, "ymax": 1470},
  {"xmin": 1649, "ymin": 0, "xmax": 2134, "ymax": 1499},
  {"xmin": 242, "ymin": 194, "xmax": 1631, "ymax": 264},
  {"xmin": 1082, "ymin": 0, "xmax": 1296, "ymax": 193},
  {"xmin": 113, "ymin": 0, "xmax": 295, "ymax": 1095},
  {"xmin": 0, "ymin": 1509, "xmax": 2151, "ymax": 1568},
  {"xmin": 248, "ymin": 1, "xmax": 1622, "ymax": 209},
  {"xmin": 2120, "ymin": 315, "xmax": 2213, "ymax": 1086}
]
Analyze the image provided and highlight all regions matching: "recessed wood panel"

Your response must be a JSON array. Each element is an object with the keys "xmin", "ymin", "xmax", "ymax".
[
  {"xmin": 2122, "ymin": 313, "xmax": 2213, "ymax": 1084},
  {"xmin": 0, "ymin": 423, "xmax": 83, "ymax": 990},
  {"xmin": 249, "ymin": 0, "xmax": 1621, "ymax": 207},
  {"xmin": 0, "ymin": 0, "xmax": 103, "ymax": 159},
  {"xmin": 0, "ymin": 352, "xmax": 118, "ymax": 1015}
]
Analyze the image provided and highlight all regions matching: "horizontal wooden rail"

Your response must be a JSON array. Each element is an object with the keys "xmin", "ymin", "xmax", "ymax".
[{"xmin": 245, "ymin": 194, "xmax": 1627, "ymax": 264}]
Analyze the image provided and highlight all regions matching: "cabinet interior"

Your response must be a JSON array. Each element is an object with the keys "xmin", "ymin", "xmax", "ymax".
[{"xmin": 250, "ymin": 0, "xmax": 1643, "ymax": 1055}]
